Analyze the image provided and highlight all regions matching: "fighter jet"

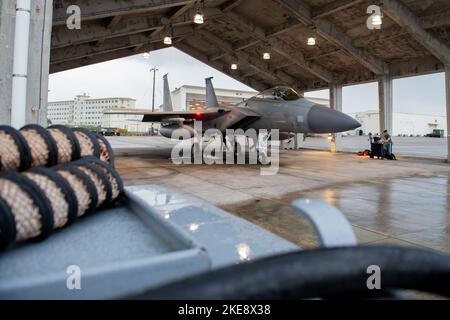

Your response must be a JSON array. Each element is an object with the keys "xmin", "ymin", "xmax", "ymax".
[{"xmin": 108, "ymin": 77, "xmax": 360, "ymax": 141}]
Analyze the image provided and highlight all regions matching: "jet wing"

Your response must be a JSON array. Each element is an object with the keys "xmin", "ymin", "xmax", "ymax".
[{"xmin": 104, "ymin": 108, "xmax": 231, "ymax": 122}]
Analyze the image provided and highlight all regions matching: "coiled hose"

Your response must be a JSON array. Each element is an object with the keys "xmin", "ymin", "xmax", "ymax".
[
  {"xmin": 0, "ymin": 124, "xmax": 114, "ymax": 171},
  {"xmin": 0, "ymin": 125, "xmax": 123, "ymax": 250}
]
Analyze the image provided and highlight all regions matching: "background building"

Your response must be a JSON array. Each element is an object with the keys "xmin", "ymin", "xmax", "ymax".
[
  {"xmin": 354, "ymin": 110, "xmax": 447, "ymax": 136},
  {"xmin": 171, "ymin": 85, "xmax": 257, "ymax": 111},
  {"xmin": 102, "ymin": 109, "xmax": 159, "ymax": 133},
  {"xmin": 48, "ymin": 94, "xmax": 135, "ymax": 126}
]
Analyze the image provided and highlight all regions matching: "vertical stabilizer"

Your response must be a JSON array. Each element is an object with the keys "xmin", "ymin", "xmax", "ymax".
[
  {"xmin": 163, "ymin": 74, "xmax": 173, "ymax": 112},
  {"xmin": 205, "ymin": 77, "xmax": 219, "ymax": 109}
]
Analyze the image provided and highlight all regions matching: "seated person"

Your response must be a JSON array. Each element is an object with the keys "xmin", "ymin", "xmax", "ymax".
[{"xmin": 380, "ymin": 130, "xmax": 392, "ymax": 156}]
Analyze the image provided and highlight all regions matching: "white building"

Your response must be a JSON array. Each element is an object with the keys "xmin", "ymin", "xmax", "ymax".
[
  {"xmin": 102, "ymin": 109, "xmax": 159, "ymax": 133},
  {"xmin": 354, "ymin": 110, "xmax": 447, "ymax": 136},
  {"xmin": 171, "ymin": 85, "xmax": 257, "ymax": 111},
  {"xmin": 48, "ymin": 94, "xmax": 136, "ymax": 127}
]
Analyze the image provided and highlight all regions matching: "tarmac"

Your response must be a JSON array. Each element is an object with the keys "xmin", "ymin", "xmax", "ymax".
[
  {"xmin": 110, "ymin": 136, "xmax": 450, "ymax": 254},
  {"xmin": 301, "ymin": 135, "xmax": 448, "ymax": 159}
]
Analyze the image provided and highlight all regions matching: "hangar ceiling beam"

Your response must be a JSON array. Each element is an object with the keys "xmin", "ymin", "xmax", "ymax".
[
  {"xmin": 197, "ymin": 29, "xmax": 303, "ymax": 90},
  {"xmin": 383, "ymin": 0, "xmax": 450, "ymax": 66},
  {"xmin": 423, "ymin": 10, "xmax": 450, "ymax": 29},
  {"xmin": 51, "ymin": 45, "xmax": 154, "ymax": 73},
  {"xmin": 52, "ymin": 15, "xmax": 163, "ymax": 49},
  {"xmin": 53, "ymin": 0, "xmax": 194, "ymax": 26},
  {"xmin": 266, "ymin": 37, "xmax": 334, "ymax": 84},
  {"xmin": 174, "ymin": 42, "xmax": 267, "ymax": 91},
  {"xmin": 275, "ymin": 0, "xmax": 388, "ymax": 75},
  {"xmin": 107, "ymin": 16, "xmax": 123, "ymax": 30},
  {"xmin": 224, "ymin": 11, "xmax": 334, "ymax": 83},
  {"xmin": 347, "ymin": 9, "xmax": 450, "ymax": 43},
  {"xmin": 208, "ymin": 19, "xmax": 301, "ymax": 62},
  {"xmin": 52, "ymin": 8, "xmax": 223, "ymax": 50},
  {"xmin": 312, "ymin": 0, "xmax": 365, "ymax": 19},
  {"xmin": 149, "ymin": 1, "xmax": 195, "ymax": 38},
  {"xmin": 222, "ymin": 0, "xmax": 246, "ymax": 12},
  {"xmin": 51, "ymin": 26, "xmax": 194, "ymax": 65},
  {"xmin": 242, "ymin": 70, "xmax": 259, "ymax": 78}
]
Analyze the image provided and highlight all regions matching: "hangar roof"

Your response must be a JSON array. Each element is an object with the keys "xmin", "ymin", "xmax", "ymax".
[{"xmin": 51, "ymin": 0, "xmax": 450, "ymax": 92}]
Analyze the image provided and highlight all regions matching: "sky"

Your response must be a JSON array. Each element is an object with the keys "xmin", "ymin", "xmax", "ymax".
[{"xmin": 49, "ymin": 47, "xmax": 447, "ymax": 116}]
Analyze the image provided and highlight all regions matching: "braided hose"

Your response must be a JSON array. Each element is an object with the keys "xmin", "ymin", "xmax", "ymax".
[
  {"xmin": 0, "ymin": 125, "xmax": 115, "ymax": 171},
  {"xmin": 0, "ymin": 161, "xmax": 124, "ymax": 250},
  {"xmin": 0, "ymin": 125, "xmax": 123, "ymax": 250}
]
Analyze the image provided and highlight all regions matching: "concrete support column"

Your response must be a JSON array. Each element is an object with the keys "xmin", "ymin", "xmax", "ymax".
[
  {"xmin": 445, "ymin": 65, "xmax": 450, "ymax": 162},
  {"xmin": 0, "ymin": 1, "xmax": 15, "ymax": 125},
  {"xmin": 378, "ymin": 74, "xmax": 393, "ymax": 135},
  {"xmin": 28, "ymin": 0, "xmax": 53, "ymax": 126},
  {"xmin": 0, "ymin": 0, "xmax": 53, "ymax": 126},
  {"xmin": 329, "ymin": 83, "xmax": 343, "ymax": 152}
]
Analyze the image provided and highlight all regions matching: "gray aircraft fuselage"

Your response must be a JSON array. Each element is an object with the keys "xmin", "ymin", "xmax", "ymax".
[
  {"xmin": 156, "ymin": 83, "xmax": 360, "ymax": 140},
  {"xmin": 188, "ymin": 95, "xmax": 360, "ymax": 138}
]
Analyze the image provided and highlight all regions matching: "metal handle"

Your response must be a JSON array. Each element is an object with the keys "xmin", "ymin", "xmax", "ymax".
[{"xmin": 292, "ymin": 199, "xmax": 357, "ymax": 247}]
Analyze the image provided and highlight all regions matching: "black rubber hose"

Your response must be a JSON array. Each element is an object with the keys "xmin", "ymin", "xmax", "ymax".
[
  {"xmin": 49, "ymin": 125, "xmax": 81, "ymax": 161},
  {"xmin": 132, "ymin": 246, "xmax": 450, "ymax": 300},
  {"xmin": 21, "ymin": 124, "xmax": 59, "ymax": 167}
]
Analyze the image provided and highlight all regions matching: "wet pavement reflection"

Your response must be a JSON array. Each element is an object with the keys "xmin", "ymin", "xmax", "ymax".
[
  {"xmin": 113, "ymin": 137, "xmax": 450, "ymax": 255},
  {"xmin": 224, "ymin": 174, "xmax": 450, "ymax": 253}
]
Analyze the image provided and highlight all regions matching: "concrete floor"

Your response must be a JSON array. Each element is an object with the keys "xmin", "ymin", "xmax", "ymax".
[
  {"xmin": 301, "ymin": 135, "xmax": 448, "ymax": 159},
  {"xmin": 110, "ymin": 136, "xmax": 450, "ymax": 254}
]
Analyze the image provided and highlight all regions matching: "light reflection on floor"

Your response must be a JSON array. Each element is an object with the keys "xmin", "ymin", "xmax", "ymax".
[
  {"xmin": 226, "ymin": 174, "xmax": 450, "ymax": 253},
  {"xmin": 113, "ymin": 136, "xmax": 450, "ymax": 255}
]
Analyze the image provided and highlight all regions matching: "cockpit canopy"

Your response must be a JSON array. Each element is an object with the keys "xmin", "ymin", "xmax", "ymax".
[{"xmin": 254, "ymin": 87, "xmax": 302, "ymax": 101}]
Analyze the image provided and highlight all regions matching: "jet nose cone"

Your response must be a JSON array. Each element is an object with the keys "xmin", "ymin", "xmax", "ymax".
[{"xmin": 307, "ymin": 105, "xmax": 361, "ymax": 133}]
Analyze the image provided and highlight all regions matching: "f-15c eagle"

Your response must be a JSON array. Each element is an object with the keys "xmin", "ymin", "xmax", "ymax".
[{"xmin": 106, "ymin": 76, "xmax": 360, "ymax": 141}]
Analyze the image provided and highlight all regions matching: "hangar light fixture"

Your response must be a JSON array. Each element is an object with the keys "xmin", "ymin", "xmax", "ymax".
[
  {"xmin": 231, "ymin": 63, "xmax": 238, "ymax": 70},
  {"xmin": 142, "ymin": 52, "xmax": 150, "ymax": 59},
  {"xmin": 263, "ymin": 43, "xmax": 271, "ymax": 60},
  {"xmin": 163, "ymin": 24, "xmax": 173, "ymax": 45},
  {"xmin": 164, "ymin": 35, "xmax": 172, "ymax": 45},
  {"xmin": 194, "ymin": 0, "xmax": 205, "ymax": 24},
  {"xmin": 307, "ymin": 25, "xmax": 317, "ymax": 46},
  {"xmin": 307, "ymin": 37, "xmax": 316, "ymax": 46},
  {"xmin": 194, "ymin": 12, "xmax": 204, "ymax": 24}
]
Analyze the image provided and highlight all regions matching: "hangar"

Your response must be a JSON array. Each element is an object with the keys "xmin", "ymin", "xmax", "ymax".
[
  {"xmin": 0, "ymin": 0, "xmax": 450, "ymax": 158},
  {"xmin": 1, "ymin": 0, "xmax": 450, "ymax": 300}
]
